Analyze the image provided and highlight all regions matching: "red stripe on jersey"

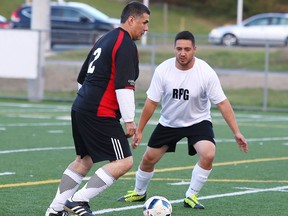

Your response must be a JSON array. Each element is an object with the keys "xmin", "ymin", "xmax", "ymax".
[
  {"xmin": 125, "ymin": 86, "xmax": 135, "ymax": 90},
  {"xmin": 97, "ymin": 30, "xmax": 125, "ymax": 117}
]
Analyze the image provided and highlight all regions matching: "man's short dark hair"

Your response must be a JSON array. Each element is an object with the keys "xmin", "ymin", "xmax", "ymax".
[
  {"xmin": 174, "ymin": 31, "xmax": 195, "ymax": 46},
  {"xmin": 121, "ymin": 1, "xmax": 150, "ymax": 23}
]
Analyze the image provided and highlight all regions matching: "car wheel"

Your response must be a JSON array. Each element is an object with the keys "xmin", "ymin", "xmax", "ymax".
[{"xmin": 222, "ymin": 34, "xmax": 237, "ymax": 46}]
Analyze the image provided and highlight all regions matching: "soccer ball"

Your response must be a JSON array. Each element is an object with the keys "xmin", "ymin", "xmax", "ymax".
[{"xmin": 143, "ymin": 196, "xmax": 172, "ymax": 216}]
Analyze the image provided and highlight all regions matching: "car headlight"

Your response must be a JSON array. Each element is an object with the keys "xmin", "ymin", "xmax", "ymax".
[{"xmin": 210, "ymin": 29, "xmax": 219, "ymax": 35}]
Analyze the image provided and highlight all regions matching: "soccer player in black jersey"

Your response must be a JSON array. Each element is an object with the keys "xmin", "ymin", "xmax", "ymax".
[{"xmin": 45, "ymin": 2, "xmax": 150, "ymax": 216}]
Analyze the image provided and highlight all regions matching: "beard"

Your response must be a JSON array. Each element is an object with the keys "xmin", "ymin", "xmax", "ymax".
[{"xmin": 176, "ymin": 56, "xmax": 194, "ymax": 67}]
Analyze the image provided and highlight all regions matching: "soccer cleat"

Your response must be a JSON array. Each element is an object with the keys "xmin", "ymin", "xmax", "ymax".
[
  {"xmin": 45, "ymin": 207, "xmax": 69, "ymax": 216},
  {"xmin": 184, "ymin": 194, "xmax": 205, "ymax": 209},
  {"xmin": 117, "ymin": 190, "xmax": 146, "ymax": 202},
  {"xmin": 64, "ymin": 198, "xmax": 94, "ymax": 216}
]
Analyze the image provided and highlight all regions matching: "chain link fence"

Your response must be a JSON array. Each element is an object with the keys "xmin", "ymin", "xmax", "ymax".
[{"xmin": 0, "ymin": 32, "xmax": 287, "ymax": 111}]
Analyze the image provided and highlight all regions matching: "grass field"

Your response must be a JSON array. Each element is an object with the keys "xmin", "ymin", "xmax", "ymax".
[{"xmin": 0, "ymin": 101, "xmax": 288, "ymax": 216}]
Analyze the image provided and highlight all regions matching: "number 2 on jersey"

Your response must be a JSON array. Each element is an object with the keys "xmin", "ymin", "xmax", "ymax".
[{"xmin": 88, "ymin": 48, "xmax": 102, "ymax": 73}]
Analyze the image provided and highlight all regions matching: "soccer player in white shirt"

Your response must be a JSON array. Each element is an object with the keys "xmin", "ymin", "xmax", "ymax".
[{"xmin": 118, "ymin": 31, "xmax": 248, "ymax": 209}]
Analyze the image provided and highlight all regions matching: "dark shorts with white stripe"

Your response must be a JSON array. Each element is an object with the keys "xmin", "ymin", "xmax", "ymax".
[
  {"xmin": 148, "ymin": 120, "xmax": 215, "ymax": 156},
  {"xmin": 71, "ymin": 110, "xmax": 131, "ymax": 163}
]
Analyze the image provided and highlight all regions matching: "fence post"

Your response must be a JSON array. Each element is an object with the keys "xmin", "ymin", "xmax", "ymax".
[
  {"xmin": 262, "ymin": 41, "xmax": 270, "ymax": 111},
  {"xmin": 27, "ymin": 0, "xmax": 50, "ymax": 101},
  {"xmin": 151, "ymin": 35, "xmax": 156, "ymax": 72}
]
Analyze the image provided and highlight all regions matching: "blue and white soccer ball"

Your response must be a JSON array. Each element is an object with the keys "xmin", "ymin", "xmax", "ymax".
[{"xmin": 143, "ymin": 196, "xmax": 172, "ymax": 216}]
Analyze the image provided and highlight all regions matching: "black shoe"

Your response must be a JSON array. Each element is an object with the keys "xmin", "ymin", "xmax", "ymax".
[
  {"xmin": 45, "ymin": 207, "xmax": 69, "ymax": 216},
  {"xmin": 64, "ymin": 198, "xmax": 94, "ymax": 216}
]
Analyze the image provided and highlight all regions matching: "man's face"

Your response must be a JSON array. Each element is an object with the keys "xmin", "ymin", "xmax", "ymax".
[
  {"xmin": 174, "ymin": 39, "xmax": 196, "ymax": 70},
  {"xmin": 130, "ymin": 13, "xmax": 150, "ymax": 41}
]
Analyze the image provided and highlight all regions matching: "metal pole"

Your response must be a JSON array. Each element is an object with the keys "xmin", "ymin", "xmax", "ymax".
[
  {"xmin": 151, "ymin": 36, "xmax": 156, "ymax": 71},
  {"xmin": 141, "ymin": 0, "xmax": 149, "ymax": 45},
  {"xmin": 263, "ymin": 42, "xmax": 270, "ymax": 112},
  {"xmin": 27, "ymin": 0, "xmax": 50, "ymax": 101},
  {"xmin": 237, "ymin": 0, "xmax": 243, "ymax": 25},
  {"xmin": 163, "ymin": 3, "xmax": 168, "ymax": 45}
]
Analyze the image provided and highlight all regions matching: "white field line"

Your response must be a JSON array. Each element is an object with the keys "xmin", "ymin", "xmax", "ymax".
[
  {"xmin": 1, "ymin": 116, "xmax": 287, "ymax": 128},
  {"xmin": 0, "ymin": 102, "xmax": 70, "ymax": 110},
  {"xmin": 0, "ymin": 147, "xmax": 73, "ymax": 154},
  {"xmin": 93, "ymin": 185, "xmax": 288, "ymax": 214},
  {"xmin": 0, "ymin": 172, "xmax": 16, "ymax": 176},
  {"xmin": 0, "ymin": 122, "xmax": 70, "ymax": 127},
  {"xmin": 1, "ymin": 101, "xmax": 288, "ymax": 121},
  {"xmin": 2, "ymin": 102, "xmax": 288, "ymax": 121},
  {"xmin": 2, "ymin": 115, "xmax": 288, "ymax": 124},
  {"xmin": 1, "ymin": 136, "xmax": 288, "ymax": 155}
]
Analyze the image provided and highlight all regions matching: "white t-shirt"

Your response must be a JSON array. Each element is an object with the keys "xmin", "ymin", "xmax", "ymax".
[{"xmin": 147, "ymin": 57, "xmax": 226, "ymax": 128}]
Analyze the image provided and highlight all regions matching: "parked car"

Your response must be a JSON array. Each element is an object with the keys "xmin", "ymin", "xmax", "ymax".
[
  {"xmin": 0, "ymin": 15, "xmax": 13, "ymax": 28},
  {"xmin": 11, "ymin": 1, "xmax": 120, "ymax": 46},
  {"xmin": 208, "ymin": 13, "xmax": 288, "ymax": 46}
]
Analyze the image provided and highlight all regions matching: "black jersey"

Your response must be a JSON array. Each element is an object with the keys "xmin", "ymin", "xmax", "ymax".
[{"xmin": 72, "ymin": 28, "xmax": 139, "ymax": 119}]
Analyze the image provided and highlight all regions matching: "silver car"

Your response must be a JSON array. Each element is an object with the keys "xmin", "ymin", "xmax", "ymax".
[{"xmin": 208, "ymin": 13, "xmax": 288, "ymax": 46}]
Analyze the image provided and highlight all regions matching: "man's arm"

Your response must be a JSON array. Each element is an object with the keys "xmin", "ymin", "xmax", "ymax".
[
  {"xmin": 132, "ymin": 98, "xmax": 158, "ymax": 149},
  {"xmin": 116, "ymin": 89, "xmax": 136, "ymax": 138},
  {"xmin": 217, "ymin": 99, "xmax": 248, "ymax": 153}
]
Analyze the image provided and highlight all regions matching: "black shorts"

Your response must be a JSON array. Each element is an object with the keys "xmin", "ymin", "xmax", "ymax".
[
  {"xmin": 148, "ymin": 120, "xmax": 215, "ymax": 156},
  {"xmin": 71, "ymin": 110, "xmax": 131, "ymax": 163}
]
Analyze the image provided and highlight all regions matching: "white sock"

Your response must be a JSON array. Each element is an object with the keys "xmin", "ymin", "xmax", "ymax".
[
  {"xmin": 50, "ymin": 168, "xmax": 83, "ymax": 211},
  {"xmin": 72, "ymin": 168, "xmax": 115, "ymax": 202},
  {"xmin": 135, "ymin": 168, "xmax": 154, "ymax": 195},
  {"xmin": 186, "ymin": 163, "xmax": 211, "ymax": 198}
]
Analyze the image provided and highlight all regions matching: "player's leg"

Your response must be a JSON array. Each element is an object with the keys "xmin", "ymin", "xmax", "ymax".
[
  {"xmin": 65, "ymin": 158, "xmax": 133, "ymax": 215},
  {"xmin": 70, "ymin": 156, "xmax": 133, "ymax": 202},
  {"xmin": 46, "ymin": 111, "xmax": 94, "ymax": 215},
  {"xmin": 117, "ymin": 145, "xmax": 168, "ymax": 202},
  {"xmin": 184, "ymin": 120, "xmax": 216, "ymax": 209},
  {"xmin": 118, "ymin": 123, "xmax": 179, "ymax": 202},
  {"xmin": 46, "ymin": 156, "xmax": 93, "ymax": 215},
  {"xmin": 65, "ymin": 112, "xmax": 133, "ymax": 214},
  {"xmin": 45, "ymin": 162, "xmax": 83, "ymax": 216},
  {"xmin": 184, "ymin": 140, "xmax": 215, "ymax": 209},
  {"xmin": 188, "ymin": 140, "xmax": 215, "ymax": 194},
  {"xmin": 136, "ymin": 145, "xmax": 169, "ymax": 193}
]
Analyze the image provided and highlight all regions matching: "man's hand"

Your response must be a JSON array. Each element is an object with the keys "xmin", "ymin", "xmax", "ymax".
[
  {"xmin": 234, "ymin": 132, "xmax": 248, "ymax": 153},
  {"xmin": 132, "ymin": 129, "xmax": 143, "ymax": 149},
  {"xmin": 124, "ymin": 121, "xmax": 136, "ymax": 138}
]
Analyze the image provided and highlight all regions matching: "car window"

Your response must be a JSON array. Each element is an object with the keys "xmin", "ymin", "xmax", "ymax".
[
  {"xmin": 62, "ymin": 9, "xmax": 82, "ymax": 20},
  {"xmin": 278, "ymin": 17, "xmax": 288, "ymax": 25},
  {"xmin": 22, "ymin": 7, "xmax": 31, "ymax": 18},
  {"xmin": 75, "ymin": 3, "xmax": 108, "ymax": 21},
  {"xmin": 51, "ymin": 7, "xmax": 90, "ymax": 22},
  {"xmin": 51, "ymin": 8, "xmax": 62, "ymax": 17},
  {"xmin": 270, "ymin": 17, "xmax": 280, "ymax": 25},
  {"xmin": 245, "ymin": 17, "xmax": 269, "ymax": 26}
]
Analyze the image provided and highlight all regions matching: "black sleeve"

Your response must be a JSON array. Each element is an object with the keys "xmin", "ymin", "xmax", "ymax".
[
  {"xmin": 114, "ymin": 40, "xmax": 139, "ymax": 90},
  {"xmin": 77, "ymin": 49, "xmax": 93, "ymax": 84}
]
